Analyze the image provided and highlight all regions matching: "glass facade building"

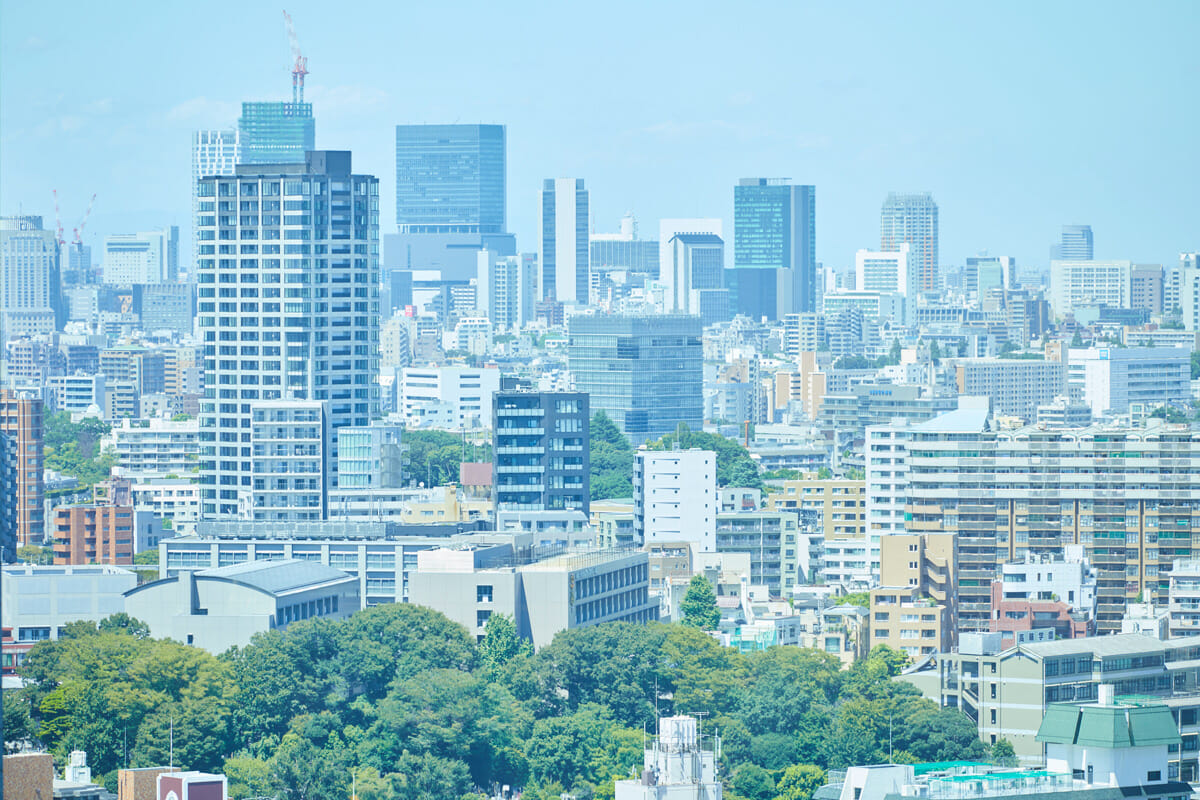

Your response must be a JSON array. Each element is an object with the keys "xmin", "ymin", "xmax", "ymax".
[
  {"xmin": 394, "ymin": 124, "xmax": 505, "ymax": 234},
  {"xmin": 733, "ymin": 179, "xmax": 817, "ymax": 316},
  {"xmin": 238, "ymin": 102, "xmax": 315, "ymax": 165},
  {"xmin": 567, "ymin": 315, "xmax": 702, "ymax": 445}
]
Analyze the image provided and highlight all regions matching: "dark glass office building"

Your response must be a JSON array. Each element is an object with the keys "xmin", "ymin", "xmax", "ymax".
[
  {"xmin": 567, "ymin": 315, "xmax": 702, "ymax": 445},
  {"xmin": 733, "ymin": 179, "xmax": 817, "ymax": 317},
  {"xmin": 238, "ymin": 102, "xmax": 315, "ymax": 165},
  {"xmin": 493, "ymin": 391, "xmax": 590, "ymax": 515}
]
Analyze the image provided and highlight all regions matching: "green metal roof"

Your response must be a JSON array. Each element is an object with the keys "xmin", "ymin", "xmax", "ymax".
[{"xmin": 1036, "ymin": 703, "xmax": 1180, "ymax": 747}]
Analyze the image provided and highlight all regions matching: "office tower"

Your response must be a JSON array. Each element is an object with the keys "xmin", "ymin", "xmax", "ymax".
[
  {"xmin": 855, "ymin": 245, "xmax": 915, "ymax": 324},
  {"xmin": 0, "ymin": 216, "xmax": 60, "ymax": 345},
  {"xmin": 1130, "ymin": 264, "xmax": 1164, "ymax": 314},
  {"xmin": 196, "ymin": 151, "xmax": 379, "ymax": 520},
  {"xmin": 664, "ymin": 233, "xmax": 724, "ymax": 314},
  {"xmin": 102, "ymin": 227, "xmax": 179, "ymax": 285},
  {"xmin": 539, "ymin": 178, "xmax": 589, "ymax": 304},
  {"xmin": 493, "ymin": 391, "xmax": 590, "ymax": 515},
  {"xmin": 659, "ymin": 218, "xmax": 722, "ymax": 311},
  {"xmin": 1051, "ymin": 224, "xmax": 1094, "ymax": 261},
  {"xmin": 0, "ymin": 389, "xmax": 44, "ymax": 554},
  {"xmin": 238, "ymin": 101, "xmax": 314, "ymax": 165},
  {"xmin": 633, "ymin": 449, "xmax": 716, "ymax": 551},
  {"xmin": 477, "ymin": 250, "xmax": 537, "ymax": 331},
  {"xmin": 65, "ymin": 241, "xmax": 92, "ymax": 285},
  {"xmin": 192, "ymin": 129, "xmax": 241, "ymax": 266},
  {"xmin": 964, "ymin": 254, "xmax": 1016, "ymax": 297},
  {"xmin": 1066, "ymin": 347, "xmax": 1190, "ymax": 416},
  {"xmin": 734, "ymin": 178, "xmax": 818, "ymax": 314},
  {"xmin": 567, "ymin": 315, "xmax": 703, "ymax": 444},
  {"xmin": 389, "ymin": 124, "xmax": 514, "ymax": 280},
  {"xmin": 1048, "ymin": 259, "xmax": 1132, "ymax": 317},
  {"xmin": 590, "ymin": 214, "xmax": 659, "ymax": 276},
  {"xmin": 880, "ymin": 192, "xmax": 938, "ymax": 292}
]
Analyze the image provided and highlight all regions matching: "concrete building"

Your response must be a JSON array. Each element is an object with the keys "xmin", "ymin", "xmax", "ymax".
[
  {"xmin": 855, "ymin": 246, "xmax": 915, "ymax": 323},
  {"xmin": 102, "ymin": 228, "xmax": 179, "ymax": 285},
  {"xmin": 1049, "ymin": 259, "xmax": 1133, "ymax": 317},
  {"xmin": 477, "ymin": 251, "xmax": 537, "ymax": 331},
  {"xmin": 782, "ymin": 313, "xmax": 825, "ymax": 357},
  {"xmin": 249, "ymin": 400, "xmax": 329, "ymax": 522},
  {"xmin": 0, "ymin": 389, "xmax": 44, "ymax": 552},
  {"xmin": 990, "ymin": 548, "xmax": 1097, "ymax": 644},
  {"xmin": 733, "ymin": 179, "xmax": 818, "ymax": 315},
  {"xmin": 191, "ymin": 128, "xmax": 240, "ymax": 265},
  {"xmin": 955, "ymin": 358, "xmax": 1065, "ymax": 422},
  {"xmin": 568, "ymin": 315, "xmax": 703, "ymax": 444},
  {"xmin": 52, "ymin": 505, "xmax": 142, "ymax": 565},
  {"xmin": 715, "ymin": 509, "xmax": 801, "ymax": 596},
  {"xmin": 105, "ymin": 416, "xmax": 201, "ymax": 481},
  {"xmin": 869, "ymin": 532, "xmax": 957, "ymax": 657},
  {"xmin": 614, "ymin": 715, "xmax": 721, "ymax": 800},
  {"xmin": 821, "ymin": 290, "xmax": 905, "ymax": 327},
  {"xmin": 44, "ymin": 374, "xmax": 106, "ymax": 415},
  {"xmin": 659, "ymin": 218, "xmax": 722, "ymax": 313},
  {"xmin": 664, "ymin": 233, "xmax": 724, "ymax": 315},
  {"xmin": 335, "ymin": 422, "xmax": 404, "ymax": 489},
  {"xmin": 1, "ymin": 564, "xmax": 136, "ymax": 643},
  {"xmin": 1168, "ymin": 559, "xmax": 1200, "ymax": 638},
  {"xmin": 539, "ymin": 178, "xmax": 589, "ymax": 304},
  {"xmin": 633, "ymin": 449, "xmax": 716, "ymax": 552},
  {"xmin": 399, "ymin": 365, "xmax": 500, "ymax": 429},
  {"xmin": 0, "ymin": 216, "xmax": 60, "ymax": 346},
  {"xmin": 1052, "ymin": 224, "xmax": 1095, "ymax": 261},
  {"xmin": 125, "ymin": 558, "xmax": 357, "ymax": 653},
  {"xmin": 408, "ymin": 542, "xmax": 657, "ymax": 647},
  {"xmin": 765, "ymin": 475, "xmax": 865, "ymax": 541},
  {"xmin": 1066, "ymin": 346, "xmax": 1190, "ymax": 416},
  {"xmin": 196, "ymin": 151, "xmax": 380, "ymax": 520},
  {"xmin": 880, "ymin": 192, "xmax": 938, "ymax": 292},
  {"xmin": 1036, "ymin": 395, "xmax": 1094, "ymax": 428},
  {"xmin": 493, "ymin": 391, "xmax": 589, "ymax": 515}
]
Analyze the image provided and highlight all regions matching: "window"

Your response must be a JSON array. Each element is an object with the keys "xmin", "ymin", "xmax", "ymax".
[
  {"xmin": 1148, "ymin": 771, "xmax": 1162, "ymax": 783},
  {"xmin": 476, "ymin": 610, "xmax": 492, "ymax": 628},
  {"xmin": 477, "ymin": 584, "xmax": 493, "ymax": 603},
  {"xmin": 990, "ymin": 709, "xmax": 996, "ymax": 724}
]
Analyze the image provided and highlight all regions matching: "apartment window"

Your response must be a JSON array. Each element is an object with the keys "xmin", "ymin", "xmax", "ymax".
[
  {"xmin": 476, "ymin": 610, "xmax": 492, "ymax": 628},
  {"xmin": 990, "ymin": 684, "xmax": 997, "ymax": 699},
  {"xmin": 477, "ymin": 585, "xmax": 493, "ymax": 603},
  {"xmin": 1148, "ymin": 772, "xmax": 1161, "ymax": 783},
  {"xmin": 990, "ymin": 709, "xmax": 997, "ymax": 724}
]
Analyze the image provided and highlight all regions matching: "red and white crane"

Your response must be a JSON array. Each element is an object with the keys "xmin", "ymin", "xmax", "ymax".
[{"xmin": 283, "ymin": 10, "xmax": 308, "ymax": 103}]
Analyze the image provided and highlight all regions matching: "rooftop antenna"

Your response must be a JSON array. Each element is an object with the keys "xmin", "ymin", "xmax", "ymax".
[{"xmin": 283, "ymin": 10, "xmax": 308, "ymax": 103}]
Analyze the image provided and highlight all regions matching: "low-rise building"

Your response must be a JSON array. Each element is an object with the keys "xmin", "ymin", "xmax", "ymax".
[
  {"xmin": 1169, "ymin": 559, "xmax": 1200, "ymax": 638},
  {"xmin": 1, "ymin": 564, "xmax": 136, "ymax": 646},
  {"xmin": 990, "ymin": 548, "xmax": 1097, "ymax": 644},
  {"xmin": 869, "ymin": 532, "xmax": 957, "ymax": 657}
]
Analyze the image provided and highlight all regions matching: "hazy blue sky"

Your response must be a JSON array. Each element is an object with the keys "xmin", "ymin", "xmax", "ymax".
[{"xmin": 2, "ymin": 1, "xmax": 1197, "ymax": 272}]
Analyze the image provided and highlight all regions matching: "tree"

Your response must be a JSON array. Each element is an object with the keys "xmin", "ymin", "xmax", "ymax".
[
  {"xmin": 679, "ymin": 576, "xmax": 720, "ymax": 630},
  {"xmin": 731, "ymin": 763, "xmax": 776, "ymax": 800},
  {"xmin": 648, "ymin": 425, "xmax": 762, "ymax": 490},
  {"xmin": 97, "ymin": 613, "xmax": 150, "ymax": 639},
  {"xmin": 133, "ymin": 549, "xmax": 159, "ymax": 565},
  {"xmin": 774, "ymin": 764, "xmax": 826, "ymax": 800},
  {"xmin": 838, "ymin": 592, "xmax": 870, "ymax": 608},
  {"xmin": 929, "ymin": 340, "xmax": 942, "ymax": 364},
  {"xmin": 816, "ymin": 467, "xmax": 833, "ymax": 480},
  {"xmin": 17, "ymin": 545, "xmax": 54, "ymax": 564},
  {"xmin": 988, "ymin": 738, "xmax": 1017, "ymax": 767},
  {"xmin": 589, "ymin": 411, "xmax": 634, "ymax": 500},
  {"xmin": 403, "ymin": 429, "xmax": 492, "ymax": 488},
  {"xmin": 478, "ymin": 613, "xmax": 533, "ymax": 676},
  {"xmin": 1070, "ymin": 330, "xmax": 1084, "ymax": 347},
  {"xmin": 833, "ymin": 355, "xmax": 871, "ymax": 370},
  {"xmin": 1192, "ymin": 351, "xmax": 1200, "ymax": 380}
]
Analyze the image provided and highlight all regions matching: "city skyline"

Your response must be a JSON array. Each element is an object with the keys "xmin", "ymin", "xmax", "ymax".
[{"xmin": 2, "ymin": 1, "xmax": 1197, "ymax": 274}]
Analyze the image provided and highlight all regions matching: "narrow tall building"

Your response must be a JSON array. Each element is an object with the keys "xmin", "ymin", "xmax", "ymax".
[
  {"xmin": 0, "ymin": 389, "xmax": 44, "ymax": 555},
  {"xmin": 196, "ymin": 151, "xmax": 379, "ymax": 520},
  {"xmin": 238, "ymin": 101, "xmax": 315, "ymax": 165},
  {"xmin": 192, "ymin": 129, "xmax": 241, "ymax": 266},
  {"xmin": 539, "ymin": 178, "xmax": 589, "ymax": 304},
  {"xmin": 567, "ymin": 315, "xmax": 702, "ymax": 444},
  {"xmin": 493, "ymin": 391, "xmax": 590, "ymax": 515},
  {"xmin": 0, "ymin": 216, "xmax": 60, "ymax": 346},
  {"xmin": 880, "ymin": 192, "xmax": 938, "ymax": 293},
  {"xmin": 733, "ymin": 178, "xmax": 817, "ymax": 315}
]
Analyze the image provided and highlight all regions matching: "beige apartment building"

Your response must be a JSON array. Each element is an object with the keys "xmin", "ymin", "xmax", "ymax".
[
  {"xmin": 869, "ymin": 532, "xmax": 957, "ymax": 658},
  {"xmin": 765, "ymin": 474, "xmax": 866, "ymax": 540}
]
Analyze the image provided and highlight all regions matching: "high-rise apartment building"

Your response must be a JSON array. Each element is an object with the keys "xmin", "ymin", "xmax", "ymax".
[
  {"xmin": 539, "ymin": 178, "xmax": 589, "ymax": 304},
  {"xmin": 734, "ymin": 178, "xmax": 817, "ymax": 314},
  {"xmin": 870, "ymin": 532, "xmax": 958, "ymax": 657},
  {"xmin": 196, "ymin": 151, "xmax": 379, "ymax": 519},
  {"xmin": 955, "ymin": 358, "xmax": 1066, "ymax": 422},
  {"xmin": 633, "ymin": 449, "xmax": 716, "ymax": 552},
  {"xmin": 1, "ymin": 216, "xmax": 60, "ymax": 345},
  {"xmin": 0, "ymin": 390, "xmax": 44, "ymax": 555},
  {"xmin": 493, "ymin": 391, "xmax": 590, "ymax": 515},
  {"xmin": 880, "ymin": 192, "xmax": 938, "ymax": 292},
  {"xmin": 1051, "ymin": 224, "xmax": 1094, "ymax": 261},
  {"xmin": 192, "ymin": 129, "xmax": 241, "ymax": 268},
  {"xmin": 477, "ymin": 250, "xmax": 537, "ymax": 331},
  {"xmin": 389, "ymin": 124, "xmax": 513, "ymax": 280},
  {"xmin": 102, "ymin": 227, "xmax": 179, "ymax": 285},
  {"xmin": 238, "ymin": 102, "xmax": 314, "ymax": 165},
  {"xmin": 568, "ymin": 315, "xmax": 703, "ymax": 444}
]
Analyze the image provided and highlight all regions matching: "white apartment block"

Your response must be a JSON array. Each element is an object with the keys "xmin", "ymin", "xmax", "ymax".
[
  {"xmin": 105, "ymin": 416, "xmax": 201, "ymax": 480},
  {"xmin": 102, "ymin": 227, "xmax": 179, "ymax": 285},
  {"xmin": 782, "ymin": 313, "xmax": 825, "ymax": 357},
  {"xmin": 192, "ymin": 128, "xmax": 240, "ymax": 265},
  {"xmin": 250, "ymin": 400, "xmax": 329, "ymax": 522},
  {"xmin": 1169, "ymin": 559, "xmax": 1200, "ymax": 638},
  {"xmin": 822, "ymin": 290, "xmax": 905, "ymax": 326},
  {"xmin": 451, "ymin": 317, "xmax": 492, "ymax": 356},
  {"xmin": 855, "ymin": 245, "xmax": 915, "ymax": 323},
  {"xmin": 956, "ymin": 358, "xmax": 1066, "ymax": 422},
  {"xmin": 196, "ymin": 153, "xmax": 380, "ymax": 519},
  {"xmin": 1049, "ymin": 259, "xmax": 1132, "ymax": 317},
  {"xmin": 380, "ymin": 313, "xmax": 412, "ymax": 370},
  {"xmin": 477, "ymin": 251, "xmax": 537, "ymax": 331},
  {"xmin": 131, "ymin": 478, "xmax": 200, "ymax": 535},
  {"xmin": 1067, "ymin": 346, "xmax": 1191, "ymax": 416},
  {"xmin": 44, "ymin": 374, "xmax": 106, "ymax": 414},
  {"xmin": 400, "ymin": 366, "xmax": 500, "ymax": 429},
  {"xmin": 864, "ymin": 423, "xmax": 913, "ymax": 580},
  {"xmin": 633, "ymin": 448, "xmax": 717, "ymax": 552}
]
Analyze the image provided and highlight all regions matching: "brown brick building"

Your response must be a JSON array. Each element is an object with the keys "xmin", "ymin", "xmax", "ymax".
[
  {"xmin": 52, "ymin": 504, "xmax": 136, "ymax": 565},
  {"xmin": 0, "ymin": 389, "xmax": 45, "ymax": 552}
]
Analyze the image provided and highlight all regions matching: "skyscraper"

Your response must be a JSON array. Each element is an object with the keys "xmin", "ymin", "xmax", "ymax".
[
  {"xmin": 192, "ymin": 129, "xmax": 240, "ymax": 266},
  {"xmin": 0, "ymin": 216, "xmax": 59, "ymax": 346},
  {"xmin": 539, "ymin": 178, "xmax": 589, "ymax": 304},
  {"xmin": 1051, "ymin": 225, "xmax": 1094, "ymax": 261},
  {"xmin": 567, "ymin": 315, "xmax": 702, "ymax": 444},
  {"xmin": 733, "ymin": 178, "xmax": 817, "ymax": 315},
  {"xmin": 0, "ymin": 389, "xmax": 44, "ymax": 555},
  {"xmin": 880, "ymin": 192, "xmax": 938, "ymax": 293},
  {"xmin": 664, "ymin": 233, "xmax": 724, "ymax": 316},
  {"xmin": 238, "ymin": 101, "xmax": 315, "ymax": 165},
  {"xmin": 389, "ymin": 124, "xmax": 514, "ymax": 280},
  {"xmin": 196, "ymin": 151, "xmax": 379, "ymax": 520}
]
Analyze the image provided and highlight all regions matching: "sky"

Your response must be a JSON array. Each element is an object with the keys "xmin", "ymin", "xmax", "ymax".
[{"xmin": 2, "ymin": 0, "xmax": 1197, "ymax": 273}]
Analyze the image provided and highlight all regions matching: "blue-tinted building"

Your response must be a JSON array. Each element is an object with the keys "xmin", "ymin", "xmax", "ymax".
[
  {"xmin": 390, "ymin": 124, "xmax": 513, "ymax": 280},
  {"xmin": 567, "ymin": 315, "xmax": 702, "ymax": 445},
  {"xmin": 1052, "ymin": 225, "xmax": 1094, "ymax": 261},
  {"xmin": 238, "ymin": 102, "xmax": 315, "ymax": 165},
  {"xmin": 733, "ymin": 179, "xmax": 817, "ymax": 317}
]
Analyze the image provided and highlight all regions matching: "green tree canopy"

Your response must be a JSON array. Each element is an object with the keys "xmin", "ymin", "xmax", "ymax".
[
  {"xmin": 648, "ymin": 424, "xmax": 762, "ymax": 490},
  {"xmin": 680, "ymin": 575, "xmax": 721, "ymax": 630},
  {"xmin": 590, "ymin": 410, "xmax": 634, "ymax": 500}
]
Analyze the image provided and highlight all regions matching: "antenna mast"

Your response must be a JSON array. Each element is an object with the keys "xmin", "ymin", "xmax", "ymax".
[{"xmin": 283, "ymin": 10, "xmax": 308, "ymax": 103}]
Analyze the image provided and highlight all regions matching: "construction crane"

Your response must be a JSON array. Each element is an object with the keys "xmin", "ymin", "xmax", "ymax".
[
  {"xmin": 283, "ymin": 10, "xmax": 308, "ymax": 103},
  {"xmin": 72, "ymin": 193, "xmax": 97, "ymax": 245},
  {"xmin": 52, "ymin": 189, "xmax": 65, "ymax": 247}
]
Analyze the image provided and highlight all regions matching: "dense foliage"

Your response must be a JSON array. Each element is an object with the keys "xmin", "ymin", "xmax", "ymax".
[
  {"xmin": 43, "ymin": 411, "xmax": 115, "ymax": 487},
  {"xmin": 647, "ymin": 423, "xmax": 763, "ymax": 490},
  {"xmin": 7, "ymin": 609, "xmax": 986, "ymax": 800},
  {"xmin": 680, "ymin": 575, "xmax": 721, "ymax": 630},
  {"xmin": 589, "ymin": 410, "xmax": 634, "ymax": 500},
  {"xmin": 403, "ymin": 429, "xmax": 492, "ymax": 488}
]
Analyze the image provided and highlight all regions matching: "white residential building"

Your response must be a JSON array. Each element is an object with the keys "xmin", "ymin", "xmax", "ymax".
[
  {"xmin": 477, "ymin": 251, "xmax": 537, "ymax": 331},
  {"xmin": 1049, "ymin": 259, "xmax": 1132, "ymax": 317},
  {"xmin": 1169, "ymin": 559, "xmax": 1200, "ymax": 638},
  {"xmin": 249, "ymin": 400, "xmax": 329, "ymax": 522},
  {"xmin": 102, "ymin": 227, "xmax": 179, "ymax": 285},
  {"xmin": 633, "ymin": 449, "xmax": 717, "ymax": 552},
  {"xmin": 821, "ymin": 290, "xmax": 905, "ymax": 326},
  {"xmin": 864, "ymin": 422, "xmax": 914, "ymax": 580},
  {"xmin": 105, "ymin": 416, "xmax": 201, "ymax": 480},
  {"xmin": 400, "ymin": 365, "xmax": 501, "ymax": 429},
  {"xmin": 191, "ymin": 128, "xmax": 240, "ymax": 267},
  {"xmin": 1067, "ymin": 346, "xmax": 1191, "ymax": 416},
  {"xmin": 130, "ymin": 478, "xmax": 201, "ymax": 534},
  {"xmin": 855, "ymin": 245, "xmax": 915, "ymax": 323},
  {"xmin": 997, "ymin": 547, "xmax": 1098, "ymax": 618}
]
